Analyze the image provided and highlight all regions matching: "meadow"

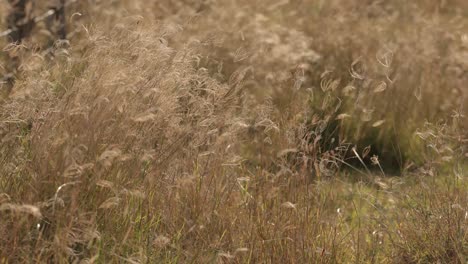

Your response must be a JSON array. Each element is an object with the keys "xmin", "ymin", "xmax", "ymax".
[{"xmin": 0, "ymin": 1, "xmax": 467, "ymax": 263}]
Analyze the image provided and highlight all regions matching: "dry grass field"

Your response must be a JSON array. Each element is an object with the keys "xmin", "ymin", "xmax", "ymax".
[{"xmin": 0, "ymin": 1, "xmax": 467, "ymax": 263}]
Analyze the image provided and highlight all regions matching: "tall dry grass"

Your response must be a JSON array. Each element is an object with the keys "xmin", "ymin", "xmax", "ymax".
[{"xmin": 0, "ymin": 0, "xmax": 467, "ymax": 263}]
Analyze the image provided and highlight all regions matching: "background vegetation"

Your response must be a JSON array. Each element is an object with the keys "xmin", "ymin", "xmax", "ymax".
[{"xmin": 0, "ymin": 0, "xmax": 467, "ymax": 263}]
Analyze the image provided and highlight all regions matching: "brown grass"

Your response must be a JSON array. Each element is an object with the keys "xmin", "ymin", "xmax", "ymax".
[{"xmin": 0, "ymin": 0, "xmax": 467, "ymax": 263}]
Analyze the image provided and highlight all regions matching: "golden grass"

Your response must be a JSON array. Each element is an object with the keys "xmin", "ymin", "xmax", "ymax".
[{"xmin": 0, "ymin": 0, "xmax": 467, "ymax": 263}]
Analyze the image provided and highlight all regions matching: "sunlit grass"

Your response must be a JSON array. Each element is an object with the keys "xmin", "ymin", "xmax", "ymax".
[{"xmin": 0, "ymin": 0, "xmax": 466, "ymax": 263}]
